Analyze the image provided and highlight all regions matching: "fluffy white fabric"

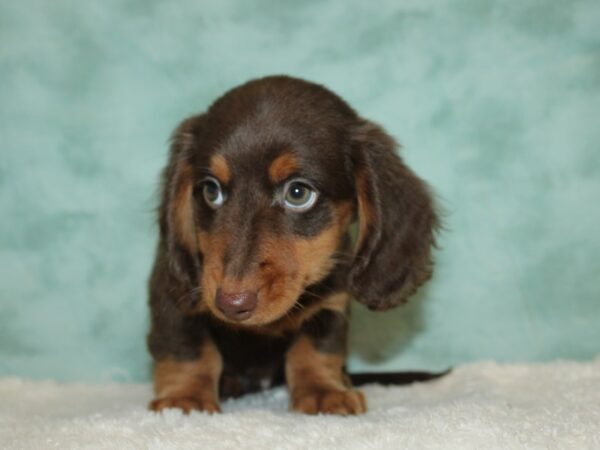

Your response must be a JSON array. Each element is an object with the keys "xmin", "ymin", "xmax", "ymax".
[{"xmin": 1, "ymin": 359, "xmax": 599, "ymax": 450}]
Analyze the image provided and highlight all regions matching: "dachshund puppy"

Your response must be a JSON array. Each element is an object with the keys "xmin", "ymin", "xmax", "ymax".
[{"xmin": 147, "ymin": 76, "xmax": 439, "ymax": 415}]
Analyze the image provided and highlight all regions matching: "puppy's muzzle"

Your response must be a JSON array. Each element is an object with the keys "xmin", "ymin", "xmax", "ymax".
[{"xmin": 216, "ymin": 289, "xmax": 258, "ymax": 321}]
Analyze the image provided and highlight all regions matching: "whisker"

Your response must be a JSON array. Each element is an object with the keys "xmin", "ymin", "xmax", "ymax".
[
  {"xmin": 292, "ymin": 301, "xmax": 306, "ymax": 312},
  {"xmin": 172, "ymin": 286, "xmax": 203, "ymax": 308},
  {"xmin": 302, "ymin": 289, "xmax": 328, "ymax": 302}
]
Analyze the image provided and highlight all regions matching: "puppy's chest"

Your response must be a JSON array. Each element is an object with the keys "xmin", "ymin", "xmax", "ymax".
[
  {"xmin": 205, "ymin": 304, "xmax": 325, "ymax": 393},
  {"xmin": 209, "ymin": 321, "xmax": 292, "ymax": 381}
]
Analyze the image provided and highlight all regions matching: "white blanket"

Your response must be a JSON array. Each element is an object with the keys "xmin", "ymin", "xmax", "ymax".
[{"xmin": 1, "ymin": 359, "xmax": 599, "ymax": 449}]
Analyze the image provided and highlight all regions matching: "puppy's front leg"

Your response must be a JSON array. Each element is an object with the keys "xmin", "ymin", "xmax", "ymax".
[
  {"xmin": 286, "ymin": 307, "xmax": 366, "ymax": 415},
  {"xmin": 150, "ymin": 338, "xmax": 222, "ymax": 414}
]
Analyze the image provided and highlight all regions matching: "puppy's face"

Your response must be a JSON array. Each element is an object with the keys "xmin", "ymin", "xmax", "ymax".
[
  {"xmin": 194, "ymin": 150, "xmax": 352, "ymax": 326},
  {"xmin": 183, "ymin": 84, "xmax": 357, "ymax": 326},
  {"xmin": 166, "ymin": 77, "xmax": 438, "ymax": 326}
]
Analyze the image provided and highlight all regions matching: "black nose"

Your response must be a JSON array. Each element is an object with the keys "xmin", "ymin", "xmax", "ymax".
[{"xmin": 215, "ymin": 289, "xmax": 257, "ymax": 321}]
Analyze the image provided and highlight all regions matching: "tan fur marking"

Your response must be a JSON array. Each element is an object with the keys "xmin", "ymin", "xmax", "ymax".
[
  {"xmin": 263, "ymin": 292, "xmax": 351, "ymax": 337},
  {"xmin": 321, "ymin": 292, "xmax": 351, "ymax": 314},
  {"xmin": 210, "ymin": 154, "xmax": 231, "ymax": 184},
  {"xmin": 268, "ymin": 152, "xmax": 299, "ymax": 184},
  {"xmin": 150, "ymin": 339, "xmax": 223, "ymax": 413},
  {"xmin": 197, "ymin": 231, "xmax": 228, "ymax": 313},
  {"xmin": 171, "ymin": 162, "xmax": 196, "ymax": 250},
  {"xmin": 293, "ymin": 224, "xmax": 343, "ymax": 287},
  {"xmin": 286, "ymin": 335, "xmax": 366, "ymax": 415},
  {"xmin": 239, "ymin": 224, "xmax": 341, "ymax": 328},
  {"xmin": 287, "ymin": 336, "xmax": 347, "ymax": 391}
]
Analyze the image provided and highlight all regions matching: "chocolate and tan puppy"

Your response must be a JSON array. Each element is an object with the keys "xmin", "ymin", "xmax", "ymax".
[{"xmin": 147, "ymin": 76, "xmax": 440, "ymax": 415}]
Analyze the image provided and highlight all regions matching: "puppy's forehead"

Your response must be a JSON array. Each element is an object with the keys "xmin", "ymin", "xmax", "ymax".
[{"xmin": 198, "ymin": 79, "xmax": 358, "ymax": 195}]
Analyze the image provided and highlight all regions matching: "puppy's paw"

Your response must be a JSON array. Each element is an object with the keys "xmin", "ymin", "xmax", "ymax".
[
  {"xmin": 149, "ymin": 396, "xmax": 221, "ymax": 414},
  {"xmin": 292, "ymin": 388, "xmax": 367, "ymax": 415}
]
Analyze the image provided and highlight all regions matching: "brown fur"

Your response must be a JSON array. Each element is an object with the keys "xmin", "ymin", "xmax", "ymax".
[
  {"xmin": 264, "ymin": 292, "xmax": 351, "ymax": 337},
  {"xmin": 147, "ymin": 76, "xmax": 439, "ymax": 415},
  {"xmin": 354, "ymin": 166, "xmax": 377, "ymax": 252}
]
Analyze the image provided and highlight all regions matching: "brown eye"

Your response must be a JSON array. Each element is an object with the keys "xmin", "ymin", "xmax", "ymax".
[
  {"xmin": 200, "ymin": 177, "xmax": 225, "ymax": 209},
  {"xmin": 283, "ymin": 180, "xmax": 318, "ymax": 211}
]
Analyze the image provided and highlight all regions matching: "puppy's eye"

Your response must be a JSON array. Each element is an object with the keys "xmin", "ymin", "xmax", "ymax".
[
  {"xmin": 283, "ymin": 180, "xmax": 318, "ymax": 211},
  {"xmin": 200, "ymin": 177, "xmax": 225, "ymax": 209}
]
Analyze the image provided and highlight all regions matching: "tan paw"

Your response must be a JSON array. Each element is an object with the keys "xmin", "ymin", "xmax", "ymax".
[
  {"xmin": 149, "ymin": 396, "xmax": 221, "ymax": 414},
  {"xmin": 292, "ymin": 388, "xmax": 367, "ymax": 415}
]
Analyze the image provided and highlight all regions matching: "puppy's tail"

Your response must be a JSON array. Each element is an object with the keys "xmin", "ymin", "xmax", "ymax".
[{"xmin": 348, "ymin": 369, "xmax": 451, "ymax": 386}]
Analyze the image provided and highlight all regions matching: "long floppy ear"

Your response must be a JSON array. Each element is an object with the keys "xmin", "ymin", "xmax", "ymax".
[
  {"xmin": 348, "ymin": 120, "xmax": 439, "ymax": 311},
  {"xmin": 158, "ymin": 115, "xmax": 205, "ymax": 288}
]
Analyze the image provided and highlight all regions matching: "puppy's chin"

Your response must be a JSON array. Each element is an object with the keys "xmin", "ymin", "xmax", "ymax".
[{"xmin": 216, "ymin": 310, "xmax": 291, "ymax": 328}]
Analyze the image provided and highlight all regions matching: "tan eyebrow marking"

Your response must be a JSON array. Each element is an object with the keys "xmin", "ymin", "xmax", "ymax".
[
  {"xmin": 209, "ymin": 154, "xmax": 231, "ymax": 184},
  {"xmin": 268, "ymin": 152, "xmax": 299, "ymax": 184}
]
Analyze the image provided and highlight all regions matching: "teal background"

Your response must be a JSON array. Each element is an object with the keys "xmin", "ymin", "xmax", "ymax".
[{"xmin": 1, "ymin": 0, "xmax": 599, "ymax": 382}]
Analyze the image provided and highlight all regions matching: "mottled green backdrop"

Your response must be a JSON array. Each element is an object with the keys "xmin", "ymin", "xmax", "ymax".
[{"xmin": 1, "ymin": 0, "xmax": 599, "ymax": 381}]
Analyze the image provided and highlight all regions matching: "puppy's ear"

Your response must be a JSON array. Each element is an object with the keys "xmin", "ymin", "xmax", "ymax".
[
  {"xmin": 158, "ymin": 115, "xmax": 205, "ymax": 287},
  {"xmin": 348, "ymin": 120, "xmax": 439, "ymax": 311}
]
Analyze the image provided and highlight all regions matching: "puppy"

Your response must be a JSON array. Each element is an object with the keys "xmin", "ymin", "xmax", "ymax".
[{"xmin": 147, "ymin": 76, "xmax": 439, "ymax": 415}]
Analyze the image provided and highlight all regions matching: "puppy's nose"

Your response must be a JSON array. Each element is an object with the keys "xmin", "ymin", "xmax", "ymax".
[{"xmin": 215, "ymin": 289, "xmax": 257, "ymax": 321}]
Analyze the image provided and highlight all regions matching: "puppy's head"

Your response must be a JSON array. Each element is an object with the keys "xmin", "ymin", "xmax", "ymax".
[{"xmin": 161, "ymin": 76, "xmax": 438, "ymax": 326}]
